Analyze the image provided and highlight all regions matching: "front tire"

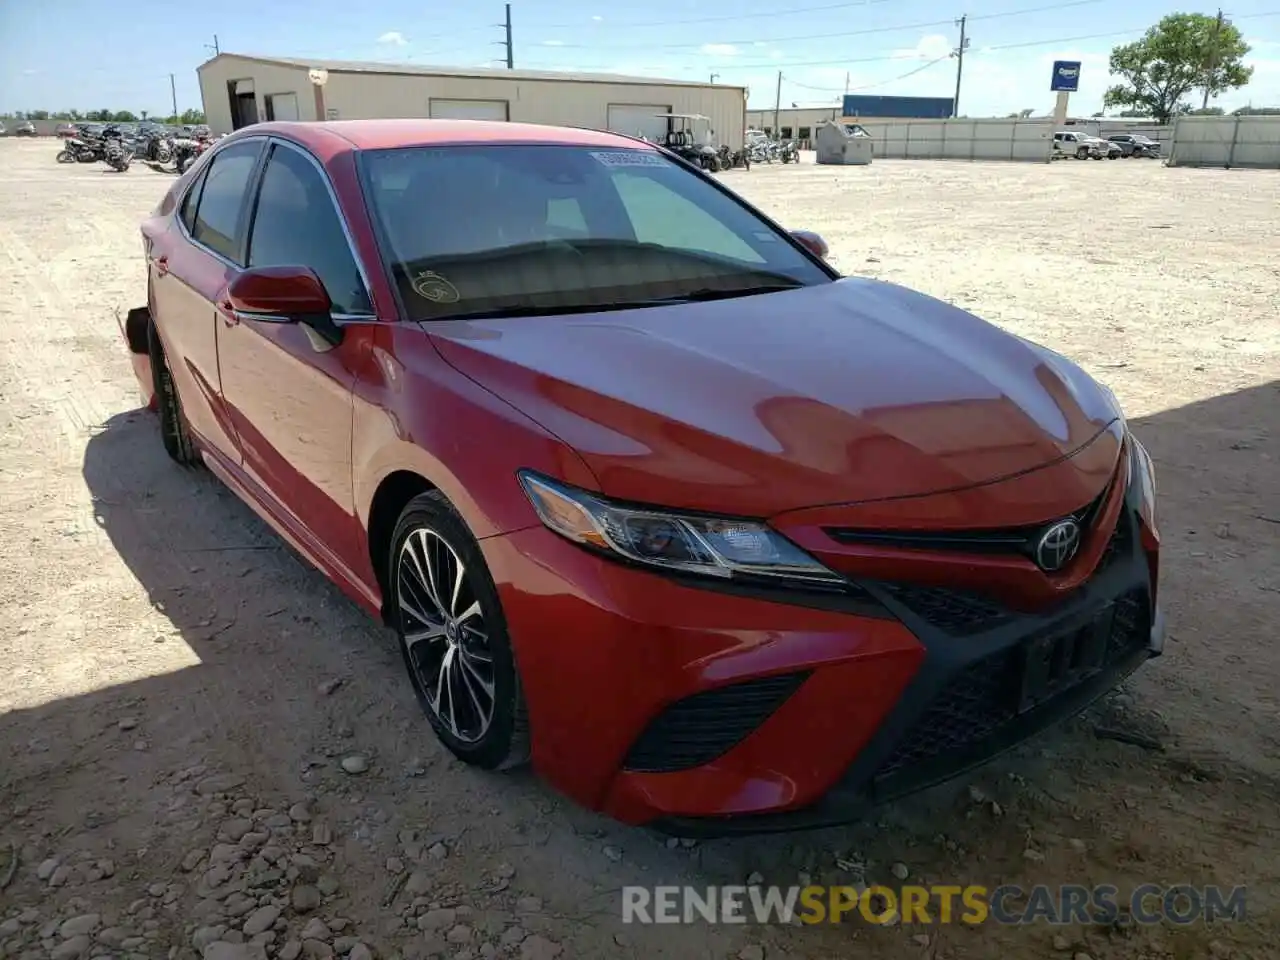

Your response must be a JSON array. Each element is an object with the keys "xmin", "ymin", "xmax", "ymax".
[
  {"xmin": 148, "ymin": 320, "xmax": 197, "ymax": 465},
  {"xmin": 56, "ymin": 150, "xmax": 73, "ymax": 163},
  {"xmin": 390, "ymin": 491, "xmax": 530, "ymax": 770}
]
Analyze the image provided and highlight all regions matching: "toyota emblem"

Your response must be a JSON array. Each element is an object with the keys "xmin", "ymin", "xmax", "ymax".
[{"xmin": 1035, "ymin": 519, "xmax": 1082, "ymax": 572}]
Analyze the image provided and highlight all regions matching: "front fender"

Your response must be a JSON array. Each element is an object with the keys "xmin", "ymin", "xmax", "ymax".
[{"xmin": 351, "ymin": 324, "xmax": 600, "ymax": 541}]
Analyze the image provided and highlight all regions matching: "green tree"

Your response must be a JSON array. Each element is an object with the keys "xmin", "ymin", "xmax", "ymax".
[
  {"xmin": 178, "ymin": 108, "xmax": 206, "ymax": 125},
  {"xmin": 1103, "ymin": 12, "xmax": 1253, "ymax": 123},
  {"xmin": 112, "ymin": 110, "xmax": 138, "ymax": 122},
  {"xmin": 1186, "ymin": 106, "xmax": 1225, "ymax": 115}
]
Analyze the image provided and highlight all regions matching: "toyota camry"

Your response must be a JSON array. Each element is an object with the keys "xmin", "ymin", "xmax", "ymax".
[{"xmin": 120, "ymin": 119, "xmax": 1163, "ymax": 834}]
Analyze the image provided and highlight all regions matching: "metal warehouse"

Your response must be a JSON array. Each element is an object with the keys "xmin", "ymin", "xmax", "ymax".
[{"xmin": 197, "ymin": 53, "xmax": 746, "ymax": 148}]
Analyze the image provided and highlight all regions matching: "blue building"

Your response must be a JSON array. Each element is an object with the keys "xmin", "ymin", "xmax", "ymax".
[{"xmin": 842, "ymin": 95, "xmax": 955, "ymax": 119}]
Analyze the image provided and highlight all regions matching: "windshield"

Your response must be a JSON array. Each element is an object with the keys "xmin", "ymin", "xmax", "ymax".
[{"xmin": 360, "ymin": 143, "xmax": 832, "ymax": 321}]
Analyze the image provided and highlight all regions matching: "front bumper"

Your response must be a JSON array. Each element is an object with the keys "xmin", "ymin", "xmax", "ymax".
[{"xmin": 483, "ymin": 501, "xmax": 1160, "ymax": 835}]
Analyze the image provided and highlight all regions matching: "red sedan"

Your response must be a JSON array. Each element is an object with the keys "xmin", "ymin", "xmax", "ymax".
[{"xmin": 120, "ymin": 119, "xmax": 1163, "ymax": 834}]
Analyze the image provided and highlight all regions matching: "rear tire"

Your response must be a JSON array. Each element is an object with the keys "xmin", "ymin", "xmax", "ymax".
[
  {"xmin": 148, "ymin": 320, "xmax": 197, "ymax": 465},
  {"xmin": 389, "ymin": 491, "xmax": 530, "ymax": 771}
]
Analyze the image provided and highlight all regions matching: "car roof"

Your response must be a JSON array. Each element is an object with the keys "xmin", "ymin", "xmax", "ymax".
[{"xmin": 236, "ymin": 119, "xmax": 659, "ymax": 153}]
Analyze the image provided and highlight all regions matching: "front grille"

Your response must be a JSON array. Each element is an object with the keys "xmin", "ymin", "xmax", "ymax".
[
  {"xmin": 824, "ymin": 476, "xmax": 1115, "ymax": 563},
  {"xmin": 875, "ymin": 647, "xmax": 1022, "ymax": 777},
  {"xmin": 622, "ymin": 673, "xmax": 809, "ymax": 773},
  {"xmin": 874, "ymin": 590, "xmax": 1149, "ymax": 778},
  {"xmin": 1099, "ymin": 515, "xmax": 1131, "ymax": 571},
  {"xmin": 879, "ymin": 583, "xmax": 1010, "ymax": 636},
  {"xmin": 1107, "ymin": 591, "xmax": 1148, "ymax": 661}
]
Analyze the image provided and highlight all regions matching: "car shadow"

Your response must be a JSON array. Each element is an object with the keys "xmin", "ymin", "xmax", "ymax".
[{"xmin": 6, "ymin": 379, "xmax": 1276, "ymax": 955}]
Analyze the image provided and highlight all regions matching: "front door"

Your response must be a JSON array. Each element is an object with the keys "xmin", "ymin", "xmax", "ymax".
[
  {"xmin": 151, "ymin": 138, "xmax": 265, "ymax": 462},
  {"xmin": 215, "ymin": 139, "xmax": 376, "ymax": 573}
]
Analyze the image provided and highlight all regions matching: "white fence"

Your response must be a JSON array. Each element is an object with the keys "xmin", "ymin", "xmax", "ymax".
[
  {"xmin": 1167, "ymin": 115, "xmax": 1280, "ymax": 168},
  {"xmin": 851, "ymin": 118, "xmax": 1054, "ymax": 163}
]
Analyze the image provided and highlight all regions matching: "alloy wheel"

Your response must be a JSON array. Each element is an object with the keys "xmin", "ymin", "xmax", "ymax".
[{"xmin": 396, "ymin": 527, "xmax": 496, "ymax": 743}]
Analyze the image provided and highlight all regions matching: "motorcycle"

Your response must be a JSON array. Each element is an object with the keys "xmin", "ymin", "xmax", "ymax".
[
  {"xmin": 171, "ymin": 137, "xmax": 202, "ymax": 174},
  {"xmin": 103, "ymin": 137, "xmax": 132, "ymax": 172},
  {"xmin": 138, "ymin": 130, "xmax": 174, "ymax": 164},
  {"xmin": 779, "ymin": 140, "xmax": 800, "ymax": 163},
  {"xmin": 57, "ymin": 137, "xmax": 102, "ymax": 164}
]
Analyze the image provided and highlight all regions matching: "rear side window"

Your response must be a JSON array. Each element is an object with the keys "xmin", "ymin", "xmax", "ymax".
[
  {"xmin": 246, "ymin": 144, "xmax": 372, "ymax": 315},
  {"xmin": 179, "ymin": 168, "xmax": 208, "ymax": 233},
  {"xmin": 191, "ymin": 141, "xmax": 263, "ymax": 262}
]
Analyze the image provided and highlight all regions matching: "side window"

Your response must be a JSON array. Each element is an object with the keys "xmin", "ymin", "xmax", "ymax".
[
  {"xmin": 179, "ymin": 168, "xmax": 208, "ymax": 233},
  {"xmin": 246, "ymin": 144, "xmax": 372, "ymax": 315},
  {"xmin": 191, "ymin": 141, "xmax": 263, "ymax": 262},
  {"xmin": 611, "ymin": 171, "xmax": 765, "ymax": 264}
]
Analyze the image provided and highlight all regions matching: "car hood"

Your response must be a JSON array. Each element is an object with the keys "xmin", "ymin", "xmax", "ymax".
[{"xmin": 426, "ymin": 277, "xmax": 1122, "ymax": 517}]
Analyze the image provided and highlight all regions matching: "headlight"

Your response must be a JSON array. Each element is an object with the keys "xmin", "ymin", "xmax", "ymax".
[{"xmin": 517, "ymin": 471, "xmax": 843, "ymax": 587}]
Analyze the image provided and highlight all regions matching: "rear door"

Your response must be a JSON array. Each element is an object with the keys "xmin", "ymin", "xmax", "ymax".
[
  {"xmin": 150, "ymin": 138, "xmax": 265, "ymax": 463},
  {"xmin": 215, "ymin": 139, "xmax": 375, "ymax": 573}
]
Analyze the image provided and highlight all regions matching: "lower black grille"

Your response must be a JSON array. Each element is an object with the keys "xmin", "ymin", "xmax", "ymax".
[
  {"xmin": 1099, "ymin": 516, "xmax": 1132, "ymax": 571},
  {"xmin": 879, "ymin": 583, "xmax": 1009, "ymax": 635},
  {"xmin": 622, "ymin": 673, "xmax": 809, "ymax": 773},
  {"xmin": 875, "ymin": 590, "xmax": 1149, "ymax": 779}
]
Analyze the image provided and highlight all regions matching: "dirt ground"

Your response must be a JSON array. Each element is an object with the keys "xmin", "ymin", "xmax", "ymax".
[{"xmin": 1, "ymin": 138, "xmax": 1277, "ymax": 960}]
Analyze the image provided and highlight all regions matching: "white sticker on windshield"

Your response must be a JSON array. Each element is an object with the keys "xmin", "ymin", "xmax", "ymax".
[{"xmin": 589, "ymin": 150, "xmax": 667, "ymax": 167}]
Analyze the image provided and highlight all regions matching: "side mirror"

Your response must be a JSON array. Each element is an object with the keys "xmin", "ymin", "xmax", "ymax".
[
  {"xmin": 225, "ymin": 265, "xmax": 343, "ymax": 347},
  {"xmin": 791, "ymin": 230, "xmax": 829, "ymax": 260}
]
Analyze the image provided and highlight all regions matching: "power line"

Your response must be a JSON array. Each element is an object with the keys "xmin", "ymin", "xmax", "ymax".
[
  {"xmin": 537, "ymin": 0, "xmax": 899, "ymax": 31},
  {"xmin": 530, "ymin": 0, "xmax": 1106, "ymax": 51}
]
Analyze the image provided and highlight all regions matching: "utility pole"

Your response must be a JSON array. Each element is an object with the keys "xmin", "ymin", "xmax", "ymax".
[
  {"xmin": 773, "ymin": 70, "xmax": 782, "ymax": 136},
  {"xmin": 710, "ymin": 72, "xmax": 719, "ymax": 84},
  {"xmin": 169, "ymin": 74, "xmax": 178, "ymax": 120},
  {"xmin": 504, "ymin": 4, "xmax": 514, "ymax": 69},
  {"xmin": 1202, "ymin": 8, "xmax": 1224, "ymax": 110},
  {"xmin": 952, "ymin": 15, "xmax": 969, "ymax": 118},
  {"xmin": 205, "ymin": 35, "xmax": 220, "ymax": 57}
]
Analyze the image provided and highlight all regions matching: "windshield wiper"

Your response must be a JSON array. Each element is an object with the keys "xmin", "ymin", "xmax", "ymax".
[
  {"xmin": 640, "ymin": 282, "xmax": 805, "ymax": 305},
  {"xmin": 425, "ymin": 283, "xmax": 805, "ymax": 322}
]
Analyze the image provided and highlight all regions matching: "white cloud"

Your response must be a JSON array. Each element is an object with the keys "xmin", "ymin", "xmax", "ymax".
[
  {"xmin": 592, "ymin": 15, "xmax": 603, "ymax": 21},
  {"xmin": 891, "ymin": 34, "xmax": 954, "ymax": 61},
  {"xmin": 21, "ymin": 68, "xmax": 38, "ymax": 76},
  {"xmin": 542, "ymin": 40, "xmax": 565, "ymax": 47},
  {"xmin": 701, "ymin": 43, "xmax": 739, "ymax": 57},
  {"xmin": 377, "ymin": 31, "xmax": 408, "ymax": 46}
]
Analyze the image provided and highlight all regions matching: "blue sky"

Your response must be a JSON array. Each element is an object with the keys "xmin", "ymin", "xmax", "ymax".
[{"xmin": 2, "ymin": 1, "xmax": 1279, "ymax": 116}]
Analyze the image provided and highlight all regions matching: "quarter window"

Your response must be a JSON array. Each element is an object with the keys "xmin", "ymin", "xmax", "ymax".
[
  {"xmin": 191, "ymin": 141, "xmax": 263, "ymax": 262},
  {"xmin": 246, "ymin": 144, "xmax": 372, "ymax": 316},
  {"xmin": 179, "ymin": 167, "xmax": 208, "ymax": 233}
]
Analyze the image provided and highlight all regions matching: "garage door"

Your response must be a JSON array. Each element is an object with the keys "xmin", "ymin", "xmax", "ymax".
[
  {"xmin": 607, "ymin": 104, "xmax": 672, "ymax": 142},
  {"xmin": 429, "ymin": 99, "xmax": 509, "ymax": 121},
  {"xmin": 265, "ymin": 93, "xmax": 299, "ymax": 121}
]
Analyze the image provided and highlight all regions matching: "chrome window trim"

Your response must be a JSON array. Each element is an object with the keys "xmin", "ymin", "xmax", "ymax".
[
  {"xmin": 174, "ymin": 134, "xmax": 378, "ymax": 323},
  {"xmin": 175, "ymin": 136, "xmax": 268, "ymax": 272}
]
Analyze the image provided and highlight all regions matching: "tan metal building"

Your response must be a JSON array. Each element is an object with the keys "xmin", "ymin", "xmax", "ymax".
[
  {"xmin": 745, "ymin": 106, "xmax": 844, "ymax": 143},
  {"xmin": 197, "ymin": 53, "xmax": 747, "ymax": 148}
]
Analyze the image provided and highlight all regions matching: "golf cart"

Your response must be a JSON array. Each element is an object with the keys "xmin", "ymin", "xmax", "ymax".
[{"xmin": 654, "ymin": 113, "xmax": 735, "ymax": 172}]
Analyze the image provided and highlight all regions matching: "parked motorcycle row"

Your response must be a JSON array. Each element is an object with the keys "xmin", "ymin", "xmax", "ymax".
[
  {"xmin": 745, "ymin": 131, "xmax": 801, "ymax": 165},
  {"xmin": 53, "ymin": 122, "xmax": 219, "ymax": 174}
]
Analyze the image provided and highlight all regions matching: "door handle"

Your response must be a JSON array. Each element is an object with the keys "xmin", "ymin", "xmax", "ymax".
[
  {"xmin": 154, "ymin": 255, "xmax": 169, "ymax": 277},
  {"xmin": 217, "ymin": 300, "xmax": 240, "ymax": 327}
]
